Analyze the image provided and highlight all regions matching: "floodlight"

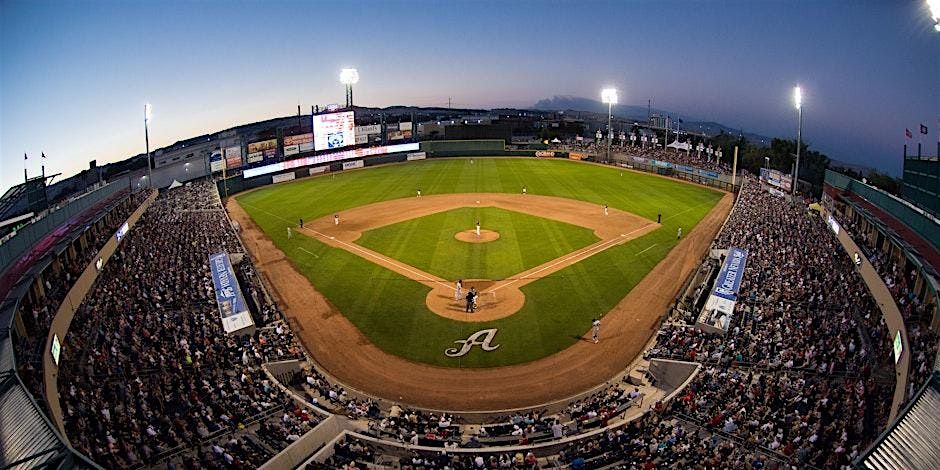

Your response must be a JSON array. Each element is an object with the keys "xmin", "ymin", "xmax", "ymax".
[
  {"xmin": 340, "ymin": 68, "xmax": 359, "ymax": 85},
  {"xmin": 601, "ymin": 88, "xmax": 618, "ymax": 105},
  {"xmin": 145, "ymin": 103, "xmax": 152, "ymax": 122},
  {"xmin": 929, "ymin": 1, "xmax": 940, "ymax": 31},
  {"xmin": 793, "ymin": 86, "xmax": 802, "ymax": 110}
]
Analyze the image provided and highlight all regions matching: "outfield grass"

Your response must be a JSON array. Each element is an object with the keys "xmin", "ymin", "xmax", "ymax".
[
  {"xmin": 356, "ymin": 207, "xmax": 599, "ymax": 280},
  {"xmin": 236, "ymin": 158, "xmax": 722, "ymax": 367}
]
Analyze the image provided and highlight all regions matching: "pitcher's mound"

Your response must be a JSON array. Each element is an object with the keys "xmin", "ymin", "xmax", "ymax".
[{"xmin": 455, "ymin": 229, "xmax": 500, "ymax": 243}]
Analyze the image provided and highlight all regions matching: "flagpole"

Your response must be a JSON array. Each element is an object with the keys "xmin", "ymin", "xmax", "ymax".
[{"xmin": 24, "ymin": 153, "xmax": 28, "ymax": 182}]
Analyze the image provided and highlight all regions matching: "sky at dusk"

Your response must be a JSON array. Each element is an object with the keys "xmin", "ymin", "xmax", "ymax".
[{"xmin": 1, "ymin": 0, "xmax": 938, "ymax": 193}]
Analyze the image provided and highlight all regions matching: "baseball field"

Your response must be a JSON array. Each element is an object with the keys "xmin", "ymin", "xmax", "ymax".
[{"xmin": 232, "ymin": 158, "xmax": 724, "ymax": 371}]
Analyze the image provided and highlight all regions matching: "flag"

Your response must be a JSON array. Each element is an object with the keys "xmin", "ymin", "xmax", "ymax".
[
  {"xmin": 905, "ymin": 128, "xmax": 912, "ymax": 139},
  {"xmin": 678, "ymin": 118, "xmax": 684, "ymax": 124},
  {"xmin": 42, "ymin": 152, "xmax": 46, "ymax": 159},
  {"xmin": 921, "ymin": 124, "xmax": 928, "ymax": 135},
  {"xmin": 24, "ymin": 153, "xmax": 27, "ymax": 160}
]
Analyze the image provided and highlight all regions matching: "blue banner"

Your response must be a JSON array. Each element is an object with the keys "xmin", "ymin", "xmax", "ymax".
[
  {"xmin": 713, "ymin": 247, "xmax": 748, "ymax": 301},
  {"xmin": 209, "ymin": 252, "xmax": 254, "ymax": 332},
  {"xmin": 651, "ymin": 159, "xmax": 673, "ymax": 168},
  {"xmin": 676, "ymin": 164, "xmax": 694, "ymax": 173}
]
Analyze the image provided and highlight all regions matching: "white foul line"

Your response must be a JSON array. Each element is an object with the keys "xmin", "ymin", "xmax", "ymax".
[{"xmin": 242, "ymin": 202, "xmax": 453, "ymax": 290}]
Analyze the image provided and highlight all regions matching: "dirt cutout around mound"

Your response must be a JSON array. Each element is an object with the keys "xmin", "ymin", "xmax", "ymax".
[
  {"xmin": 229, "ymin": 189, "xmax": 732, "ymax": 411},
  {"xmin": 455, "ymin": 229, "xmax": 500, "ymax": 243},
  {"xmin": 290, "ymin": 194, "xmax": 656, "ymax": 322}
]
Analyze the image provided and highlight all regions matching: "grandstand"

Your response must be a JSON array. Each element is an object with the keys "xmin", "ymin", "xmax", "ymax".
[{"xmin": 0, "ymin": 108, "xmax": 938, "ymax": 470}]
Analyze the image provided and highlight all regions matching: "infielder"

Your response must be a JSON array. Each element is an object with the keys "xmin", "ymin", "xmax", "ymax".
[
  {"xmin": 475, "ymin": 220, "xmax": 481, "ymax": 237},
  {"xmin": 677, "ymin": 227, "xmax": 682, "ymax": 239},
  {"xmin": 522, "ymin": 186, "xmax": 527, "ymax": 195},
  {"xmin": 299, "ymin": 218, "xmax": 304, "ymax": 228},
  {"xmin": 334, "ymin": 214, "xmax": 340, "ymax": 225},
  {"xmin": 591, "ymin": 318, "xmax": 601, "ymax": 343},
  {"xmin": 454, "ymin": 279, "xmax": 463, "ymax": 301},
  {"xmin": 417, "ymin": 189, "xmax": 422, "ymax": 197},
  {"xmin": 603, "ymin": 204, "xmax": 609, "ymax": 216}
]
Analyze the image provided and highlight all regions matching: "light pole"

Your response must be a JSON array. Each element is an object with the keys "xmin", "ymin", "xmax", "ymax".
[
  {"xmin": 144, "ymin": 103, "xmax": 152, "ymax": 189},
  {"xmin": 601, "ymin": 88, "xmax": 618, "ymax": 163},
  {"xmin": 792, "ymin": 86, "xmax": 802, "ymax": 195},
  {"xmin": 340, "ymin": 68, "xmax": 359, "ymax": 108}
]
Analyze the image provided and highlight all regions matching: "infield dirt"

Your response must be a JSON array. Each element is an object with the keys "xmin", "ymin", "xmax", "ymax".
[{"xmin": 227, "ymin": 190, "xmax": 732, "ymax": 410}]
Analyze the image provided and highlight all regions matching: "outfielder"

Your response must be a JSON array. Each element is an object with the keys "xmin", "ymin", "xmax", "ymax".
[
  {"xmin": 287, "ymin": 227, "xmax": 292, "ymax": 239},
  {"xmin": 677, "ymin": 227, "xmax": 682, "ymax": 239},
  {"xmin": 591, "ymin": 318, "xmax": 601, "ymax": 343}
]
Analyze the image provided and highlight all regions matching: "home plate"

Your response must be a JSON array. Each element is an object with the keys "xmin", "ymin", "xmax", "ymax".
[{"xmin": 329, "ymin": 236, "xmax": 335, "ymax": 240}]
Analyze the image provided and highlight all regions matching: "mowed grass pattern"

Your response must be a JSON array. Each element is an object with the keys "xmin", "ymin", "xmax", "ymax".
[
  {"xmin": 237, "ymin": 158, "xmax": 723, "ymax": 367},
  {"xmin": 356, "ymin": 207, "xmax": 599, "ymax": 280}
]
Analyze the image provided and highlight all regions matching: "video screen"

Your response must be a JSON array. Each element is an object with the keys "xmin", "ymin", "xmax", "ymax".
[{"xmin": 313, "ymin": 111, "xmax": 356, "ymax": 151}]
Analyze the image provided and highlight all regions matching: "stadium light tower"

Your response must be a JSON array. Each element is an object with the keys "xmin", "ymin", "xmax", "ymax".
[
  {"xmin": 144, "ymin": 103, "xmax": 152, "ymax": 189},
  {"xmin": 792, "ymin": 86, "xmax": 802, "ymax": 195},
  {"xmin": 340, "ymin": 68, "xmax": 359, "ymax": 108},
  {"xmin": 601, "ymin": 88, "xmax": 618, "ymax": 163}
]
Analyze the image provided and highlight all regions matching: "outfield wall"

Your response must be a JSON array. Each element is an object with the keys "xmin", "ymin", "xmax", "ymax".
[{"xmin": 215, "ymin": 140, "xmax": 738, "ymax": 199}]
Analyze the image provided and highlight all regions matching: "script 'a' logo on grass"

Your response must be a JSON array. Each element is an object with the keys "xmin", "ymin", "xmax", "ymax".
[{"xmin": 445, "ymin": 329, "xmax": 501, "ymax": 357}]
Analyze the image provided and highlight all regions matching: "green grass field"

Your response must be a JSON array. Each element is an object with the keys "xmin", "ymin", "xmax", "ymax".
[
  {"xmin": 236, "ymin": 158, "xmax": 722, "ymax": 367},
  {"xmin": 356, "ymin": 207, "xmax": 599, "ymax": 280}
]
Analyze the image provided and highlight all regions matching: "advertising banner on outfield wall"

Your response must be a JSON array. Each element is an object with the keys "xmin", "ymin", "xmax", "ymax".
[
  {"xmin": 243, "ymin": 142, "xmax": 420, "ymax": 178},
  {"xmin": 208, "ymin": 252, "xmax": 255, "ymax": 333},
  {"xmin": 210, "ymin": 149, "xmax": 224, "ymax": 172},
  {"xmin": 313, "ymin": 111, "xmax": 356, "ymax": 151},
  {"xmin": 248, "ymin": 139, "xmax": 277, "ymax": 154},
  {"xmin": 284, "ymin": 133, "xmax": 314, "ymax": 156},
  {"xmin": 569, "ymin": 152, "xmax": 585, "ymax": 160},
  {"xmin": 400, "ymin": 122, "xmax": 413, "ymax": 139},
  {"xmin": 247, "ymin": 152, "xmax": 264, "ymax": 163},
  {"xmin": 224, "ymin": 146, "xmax": 243, "ymax": 169},
  {"xmin": 342, "ymin": 160, "xmax": 364, "ymax": 170},
  {"xmin": 309, "ymin": 166, "xmax": 328, "ymax": 175},
  {"xmin": 406, "ymin": 152, "xmax": 427, "ymax": 161},
  {"xmin": 272, "ymin": 172, "xmax": 296, "ymax": 184}
]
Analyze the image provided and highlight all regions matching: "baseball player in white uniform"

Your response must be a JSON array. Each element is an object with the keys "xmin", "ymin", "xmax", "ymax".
[
  {"xmin": 334, "ymin": 214, "xmax": 340, "ymax": 225},
  {"xmin": 455, "ymin": 280, "xmax": 463, "ymax": 301},
  {"xmin": 591, "ymin": 318, "xmax": 601, "ymax": 343},
  {"xmin": 287, "ymin": 227, "xmax": 292, "ymax": 239},
  {"xmin": 476, "ymin": 220, "xmax": 481, "ymax": 237},
  {"xmin": 603, "ymin": 204, "xmax": 609, "ymax": 216}
]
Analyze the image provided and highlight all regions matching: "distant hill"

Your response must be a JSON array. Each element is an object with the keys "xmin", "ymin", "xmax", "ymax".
[{"xmin": 532, "ymin": 95, "xmax": 774, "ymax": 146}]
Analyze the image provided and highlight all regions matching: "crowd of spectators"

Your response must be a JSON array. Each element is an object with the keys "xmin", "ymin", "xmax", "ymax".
[
  {"xmin": 15, "ymin": 190, "xmax": 148, "ymax": 409},
  {"xmin": 828, "ymin": 210, "xmax": 939, "ymax": 403},
  {"xmin": 615, "ymin": 146, "xmax": 732, "ymax": 174},
  {"xmin": 55, "ymin": 180, "xmax": 317, "ymax": 468},
  {"xmin": 23, "ymin": 169, "xmax": 937, "ymax": 469}
]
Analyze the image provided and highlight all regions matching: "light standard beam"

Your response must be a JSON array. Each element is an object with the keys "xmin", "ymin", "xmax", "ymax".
[
  {"xmin": 340, "ymin": 68, "xmax": 359, "ymax": 108},
  {"xmin": 601, "ymin": 88, "xmax": 618, "ymax": 163},
  {"xmin": 793, "ymin": 86, "xmax": 802, "ymax": 195},
  {"xmin": 144, "ymin": 103, "xmax": 152, "ymax": 189}
]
